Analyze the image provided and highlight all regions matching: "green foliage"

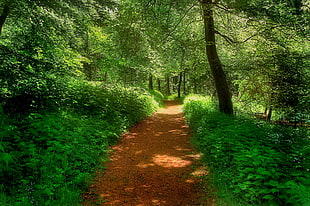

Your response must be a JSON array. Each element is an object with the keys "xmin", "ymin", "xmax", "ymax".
[
  {"xmin": 0, "ymin": 112, "xmax": 109, "ymax": 205},
  {"xmin": 270, "ymin": 50, "xmax": 310, "ymax": 113},
  {"xmin": 64, "ymin": 81, "xmax": 159, "ymax": 125},
  {"xmin": 184, "ymin": 95, "xmax": 310, "ymax": 205},
  {"xmin": 164, "ymin": 94, "xmax": 186, "ymax": 102},
  {"xmin": 1, "ymin": 0, "xmax": 309, "ymax": 204},
  {"xmin": 148, "ymin": 89, "xmax": 164, "ymax": 107},
  {"xmin": 0, "ymin": 45, "xmax": 63, "ymax": 114},
  {"xmin": 0, "ymin": 82, "xmax": 159, "ymax": 205},
  {"xmin": 0, "ymin": 1, "xmax": 162, "ymax": 203},
  {"xmin": 230, "ymin": 0, "xmax": 310, "ymax": 36}
]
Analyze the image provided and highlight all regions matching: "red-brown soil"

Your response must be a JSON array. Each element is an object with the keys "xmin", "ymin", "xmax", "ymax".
[{"xmin": 83, "ymin": 100, "xmax": 214, "ymax": 206}]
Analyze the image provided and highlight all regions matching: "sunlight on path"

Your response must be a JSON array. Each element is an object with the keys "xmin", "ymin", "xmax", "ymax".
[
  {"xmin": 156, "ymin": 100, "xmax": 183, "ymax": 115},
  {"xmin": 83, "ymin": 100, "xmax": 214, "ymax": 206}
]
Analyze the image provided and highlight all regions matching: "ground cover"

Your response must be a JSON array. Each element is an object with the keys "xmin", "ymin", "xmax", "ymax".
[
  {"xmin": 183, "ymin": 95, "xmax": 310, "ymax": 206},
  {"xmin": 0, "ymin": 83, "xmax": 161, "ymax": 206}
]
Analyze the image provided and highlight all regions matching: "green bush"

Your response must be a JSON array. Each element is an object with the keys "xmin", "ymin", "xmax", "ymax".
[
  {"xmin": 0, "ymin": 82, "xmax": 160, "ymax": 205},
  {"xmin": 64, "ymin": 81, "xmax": 159, "ymax": 125},
  {"xmin": 184, "ymin": 95, "xmax": 310, "ymax": 206},
  {"xmin": 0, "ymin": 45, "xmax": 72, "ymax": 116},
  {"xmin": 0, "ymin": 112, "xmax": 112, "ymax": 205},
  {"xmin": 148, "ymin": 89, "xmax": 164, "ymax": 107}
]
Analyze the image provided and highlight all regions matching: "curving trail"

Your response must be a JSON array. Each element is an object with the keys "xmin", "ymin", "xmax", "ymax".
[{"xmin": 83, "ymin": 100, "xmax": 214, "ymax": 206}]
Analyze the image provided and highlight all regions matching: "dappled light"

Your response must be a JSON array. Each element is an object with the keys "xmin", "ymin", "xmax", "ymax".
[
  {"xmin": 136, "ymin": 162, "xmax": 156, "ymax": 168},
  {"xmin": 1, "ymin": 0, "xmax": 308, "ymax": 204},
  {"xmin": 156, "ymin": 100, "xmax": 184, "ymax": 115},
  {"xmin": 152, "ymin": 154, "xmax": 192, "ymax": 168},
  {"xmin": 83, "ymin": 101, "xmax": 212, "ymax": 205},
  {"xmin": 136, "ymin": 152, "xmax": 202, "ymax": 169},
  {"xmin": 191, "ymin": 166, "xmax": 209, "ymax": 177}
]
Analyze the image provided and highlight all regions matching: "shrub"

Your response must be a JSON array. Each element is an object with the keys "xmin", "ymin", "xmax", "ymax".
[
  {"xmin": 0, "ymin": 45, "xmax": 73, "ymax": 116},
  {"xmin": 148, "ymin": 89, "xmax": 164, "ymax": 107},
  {"xmin": 64, "ymin": 81, "xmax": 159, "ymax": 125},
  {"xmin": 0, "ymin": 112, "xmax": 113, "ymax": 205},
  {"xmin": 184, "ymin": 95, "xmax": 310, "ymax": 206},
  {"xmin": 0, "ymin": 82, "xmax": 160, "ymax": 205}
]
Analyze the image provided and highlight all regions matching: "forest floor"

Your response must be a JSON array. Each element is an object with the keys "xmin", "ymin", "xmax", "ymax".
[{"xmin": 83, "ymin": 100, "xmax": 215, "ymax": 206}]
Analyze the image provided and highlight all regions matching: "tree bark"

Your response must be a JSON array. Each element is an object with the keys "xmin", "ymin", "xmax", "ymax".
[
  {"xmin": 183, "ymin": 71, "xmax": 186, "ymax": 95},
  {"xmin": 267, "ymin": 106, "xmax": 272, "ymax": 121},
  {"xmin": 149, "ymin": 74, "xmax": 154, "ymax": 90},
  {"xmin": 200, "ymin": 0, "xmax": 233, "ymax": 114},
  {"xmin": 165, "ymin": 75, "xmax": 171, "ymax": 96},
  {"xmin": 178, "ymin": 72, "xmax": 182, "ymax": 98},
  {"xmin": 157, "ymin": 78, "xmax": 161, "ymax": 92},
  {"xmin": 0, "ymin": 4, "xmax": 9, "ymax": 35}
]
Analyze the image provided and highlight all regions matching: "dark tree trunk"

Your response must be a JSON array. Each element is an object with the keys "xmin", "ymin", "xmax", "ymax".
[
  {"xmin": 149, "ymin": 74, "xmax": 153, "ymax": 90},
  {"xmin": 82, "ymin": 62, "xmax": 93, "ymax": 81},
  {"xmin": 0, "ymin": 4, "xmax": 9, "ymax": 35},
  {"xmin": 183, "ymin": 71, "xmax": 186, "ymax": 95},
  {"xmin": 173, "ymin": 76, "xmax": 178, "ymax": 92},
  {"xmin": 267, "ymin": 106, "xmax": 272, "ymax": 121},
  {"xmin": 201, "ymin": 0, "xmax": 233, "ymax": 115},
  {"xmin": 157, "ymin": 78, "xmax": 161, "ymax": 92},
  {"xmin": 264, "ymin": 107, "xmax": 268, "ymax": 115},
  {"xmin": 165, "ymin": 75, "xmax": 171, "ymax": 96},
  {"xmin": 178, "ymin": 72, "xmax": 182, "ymax": 98}
]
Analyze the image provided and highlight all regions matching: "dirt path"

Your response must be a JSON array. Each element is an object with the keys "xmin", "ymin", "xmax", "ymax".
[{"xmin": 83, "ymin": 100, "xmax": 213, "ymax": 206}]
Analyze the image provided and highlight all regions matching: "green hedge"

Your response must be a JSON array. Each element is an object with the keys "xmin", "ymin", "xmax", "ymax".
[
  {"xmin": 63, "ymin": 81, "xmax": 160, "ymax": 126},
  {"xmin": 0, "ymin": 82, "xmax": 162, "ymax": 206},
  {"xmin": 183, "ymin": 95, "xmax": 310, "ymax": 206}
]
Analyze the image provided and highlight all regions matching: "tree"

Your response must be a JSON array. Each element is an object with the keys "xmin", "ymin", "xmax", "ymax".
[
  {"xmin": 200, "ymin": 0, "xmax": 233, "ymax": 114},
  {"xmin": 222, "ymin": 0, "xmax": 310, "ymax": 117},
  {"xmin": 0, "ymin": 0, "xmax": 119, "ymax": 114}
]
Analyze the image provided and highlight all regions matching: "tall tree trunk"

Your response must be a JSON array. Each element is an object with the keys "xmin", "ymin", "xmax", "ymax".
[
  {"xmin": 149, "ymin": 74, "xmax": 153, "ymax": 90},
  {"xmin": 200, "ymin": 0, "xmax": 233, "ymax": 115},
  {"xmin": 178, "ymin": 72, "xmax": 182, "ymax": 98},
  {"xmin": 267, "ymin": 106, "xmax": 272, "ymax": 122},
  {"xmin": 183, "ymin": 71, "xmax": 186, "ymax": 95},
  {"xmin": 157, "ymin": 78, "xmax": 161, "ymax": 92},
  {"xmin": 0, "ymin": 4, "xmax": 9, "ymax": 35},
  {"xmin": 165, "ymin": 75, "xmax": 171, "ymax": 96},
  {"xmin": 173, "ymin": 76, "xmax": 178, "ymax": 92}
]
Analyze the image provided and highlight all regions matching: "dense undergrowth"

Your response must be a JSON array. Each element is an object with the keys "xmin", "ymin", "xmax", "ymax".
[
  {"xmin": 183, "ymin": 95, "xmax": 310, "ymax": 206},
  {"xmin": 0, "ymin": 80, "xmax": 163, "ymax": 206}
]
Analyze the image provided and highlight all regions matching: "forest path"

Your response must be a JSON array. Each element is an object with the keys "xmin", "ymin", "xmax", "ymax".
[{"xmin": 83, "ymin": 100, "xmax": 213, "ymax": 206}]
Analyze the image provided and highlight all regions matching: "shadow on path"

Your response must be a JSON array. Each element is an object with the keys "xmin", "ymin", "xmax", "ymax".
[{"xmin": 83, "ymin": 100, "xmax": 214, "ymax": 206}]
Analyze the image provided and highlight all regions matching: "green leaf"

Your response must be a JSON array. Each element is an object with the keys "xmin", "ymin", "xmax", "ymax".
[
  {"xmin": 263, "ymin": 194, "xmax": 275, "ymax": 200},
  {"xmin": 44, "ymin": 188, "xmax": 54, "ymax": 196}
]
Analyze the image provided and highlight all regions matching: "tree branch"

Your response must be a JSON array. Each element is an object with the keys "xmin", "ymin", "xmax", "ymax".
[
  {"xmin": 215, "ymin": 3, "xmax": 232, "ymax": 11},
  {"xmin": 215, "ymin": 25, "xmax": 280, "ymax": 44},
  {"xmin": 161, "ymin": 2, "xmax": 198, "ymax": 42},
  {"xmin": 169, "ymin": 3, "xmax": 196, "ymax": 35},
  {"xmin": 214, "ymin": 30, "xmax": 236, "ymax": 43}
]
